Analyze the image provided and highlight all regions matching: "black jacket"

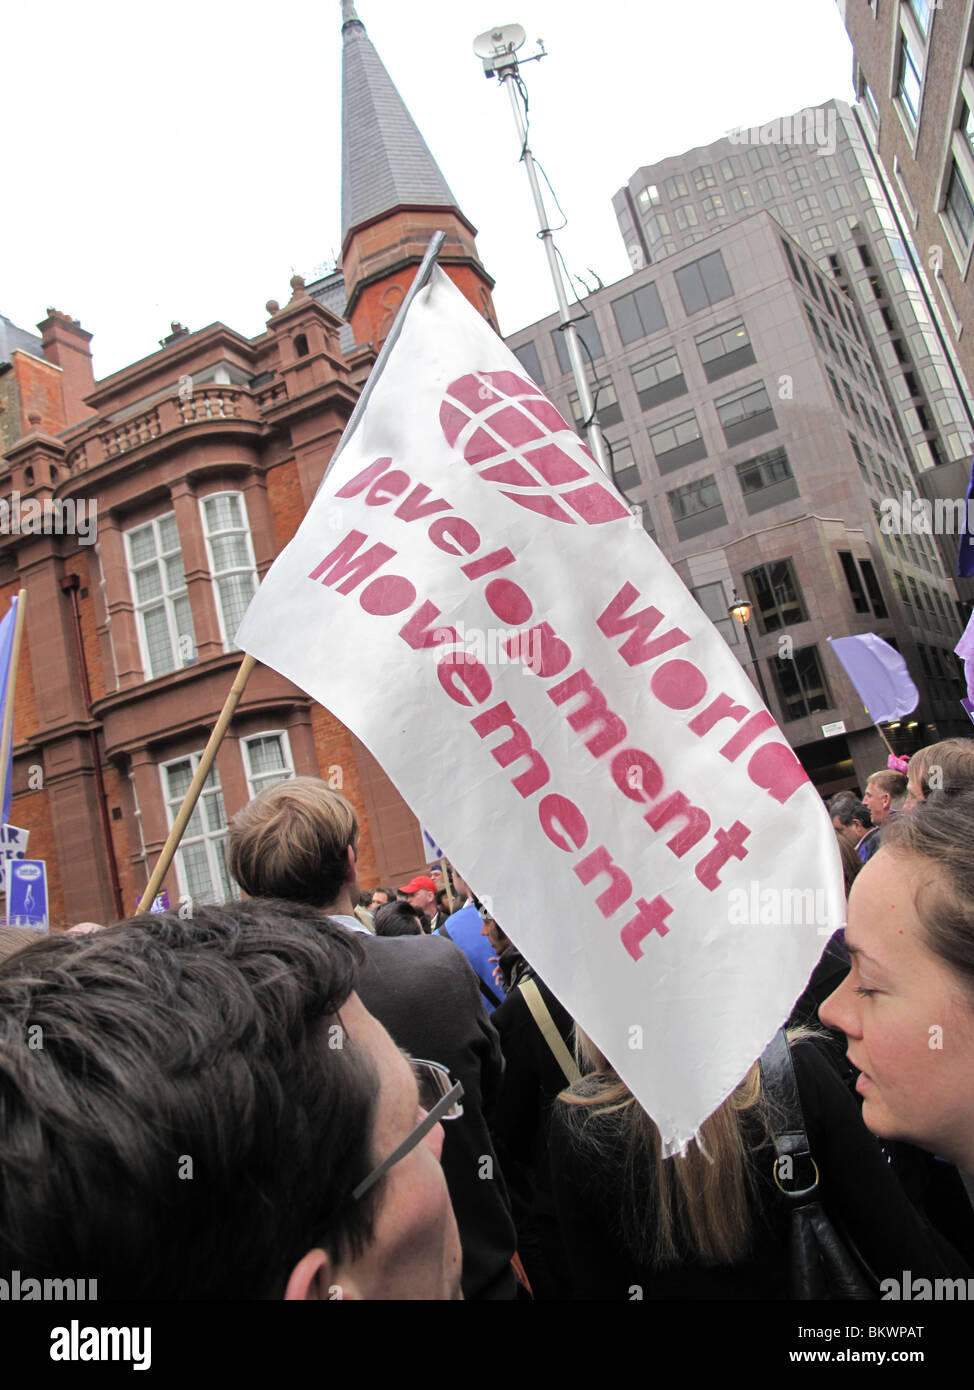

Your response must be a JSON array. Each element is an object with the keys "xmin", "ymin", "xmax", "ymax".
[
  {"xmin": 490, "ymin": 968, "xmax": 575, "ymax": 1299},
  {"xmin": 354, "ymin": 932, "xmax": 517, "ymax": 1300}
]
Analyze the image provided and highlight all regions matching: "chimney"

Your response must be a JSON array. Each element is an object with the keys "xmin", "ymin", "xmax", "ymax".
[{"xmin": 38, "ymin": 309, "xmax": 96, "ymax": 426}]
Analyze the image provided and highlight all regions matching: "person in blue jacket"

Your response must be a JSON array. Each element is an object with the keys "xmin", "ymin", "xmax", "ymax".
[{"xmin": 435, "ymin": 872, "xmax": 506, "ymax": 1016}]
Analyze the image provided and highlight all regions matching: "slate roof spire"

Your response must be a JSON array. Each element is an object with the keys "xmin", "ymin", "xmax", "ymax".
[{"xmin": 341, "ymin": 1, "xmax": 458, "ymax": 245}]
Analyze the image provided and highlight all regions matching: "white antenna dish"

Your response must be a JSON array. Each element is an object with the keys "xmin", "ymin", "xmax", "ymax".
[{"xmin": 473, "ymin": 23, "xmax": 526, "ymax": 59}]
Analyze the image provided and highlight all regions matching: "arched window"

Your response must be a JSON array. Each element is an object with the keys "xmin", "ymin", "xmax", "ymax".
[{"xmin": 293, "ymin": 333, "xmax": 309, "ymax": 358}]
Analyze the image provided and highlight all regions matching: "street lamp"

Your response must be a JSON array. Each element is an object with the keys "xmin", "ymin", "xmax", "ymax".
[{"xmin": 729, "ymin": 588, "xmax": 772, "ymax": 709}]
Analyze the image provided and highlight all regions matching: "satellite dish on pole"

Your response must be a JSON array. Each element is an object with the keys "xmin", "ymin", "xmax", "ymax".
[
  {"xmin": 473, "ymin": 23, "xmax": 526, "ymax": 58},
  {"xmin": 473, "ymin": 22, "xmax": 526, "ymax": 71}
]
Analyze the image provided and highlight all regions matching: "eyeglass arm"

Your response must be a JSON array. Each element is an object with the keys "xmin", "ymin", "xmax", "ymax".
[{"xmin": 351, "ymin": 1079, "xmax": 464, "ymax": 1201}]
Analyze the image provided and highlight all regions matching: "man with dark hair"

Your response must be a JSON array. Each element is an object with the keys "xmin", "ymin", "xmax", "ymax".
[
  {"xmin": 829, "ymin": 794, "xmax": 872, "ymax": 854},
  {"xmin": 373, "ymin": 900, "xmax": 426, "ymax": 937},
  {"xmin": 0, "ymin": 901, "xmax": 462, "ymax": 1300},
  {"xmin": 227, "ymin": 779, "xmax": 518, "ymax": 1300}
]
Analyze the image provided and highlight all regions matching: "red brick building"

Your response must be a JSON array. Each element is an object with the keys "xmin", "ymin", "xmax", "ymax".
[{"xmin": 0, "ymin": 2, "xmax": 495, "ymax": 926}]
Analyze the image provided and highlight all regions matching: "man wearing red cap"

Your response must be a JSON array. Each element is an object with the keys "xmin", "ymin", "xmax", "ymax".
[{"xmin": 399, "ymin": 875, "xmax": 437, "ymax": 930}]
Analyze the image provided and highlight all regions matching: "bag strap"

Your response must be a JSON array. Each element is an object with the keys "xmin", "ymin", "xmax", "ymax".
[
  {"xmin": 518, "ymin": 978, "xmax": 580, "ymax": 1085},
  {"xmin": 758, "ymin": 1028, "xmax": 819, "ymax": 1201},
  {"xmin": 759, "ymin": 1029, "xmax": 879, "ymax": 1299}
]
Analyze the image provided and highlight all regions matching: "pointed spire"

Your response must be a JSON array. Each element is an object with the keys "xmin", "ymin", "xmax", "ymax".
[{"xmin": 341, "ymin": 2, "xmax": 458, "ymax": 245}]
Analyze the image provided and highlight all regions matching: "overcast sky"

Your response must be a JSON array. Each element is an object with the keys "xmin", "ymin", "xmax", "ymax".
[{"xmin": 3, "ymin": 0, "xmax": 855, "ymax": 381}]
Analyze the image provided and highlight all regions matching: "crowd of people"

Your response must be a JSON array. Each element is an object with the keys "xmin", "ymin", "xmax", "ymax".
[{"xmin": 0, "ymin": 737, "xmax": 973, "ymax": 1300}]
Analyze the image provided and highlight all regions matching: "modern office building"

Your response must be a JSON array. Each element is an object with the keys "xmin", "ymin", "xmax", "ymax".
[
  {"xmin": 836, "ymin": 1, "xmax": 974, "ymax": 386},
  {"xmin": 834, "ymin": 1, "xmax": 974, "ymax": 600},
  {"xmin": 505, "ymin": 211, "xmax": 970, "ymax": 793},
  {"xmin": 613, "ymin": 99, "xmax": 973, "ymax": 497}
]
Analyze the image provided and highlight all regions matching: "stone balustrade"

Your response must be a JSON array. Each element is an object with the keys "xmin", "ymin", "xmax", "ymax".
[{"xmin": 64, "ymin": 386, "xmax": 266, "ymax": 474}]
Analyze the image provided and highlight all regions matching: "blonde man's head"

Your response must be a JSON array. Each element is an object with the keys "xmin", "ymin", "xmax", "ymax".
[{"xmin": 227, "ymin": 777, "xmax": 358, "ymax": 908}]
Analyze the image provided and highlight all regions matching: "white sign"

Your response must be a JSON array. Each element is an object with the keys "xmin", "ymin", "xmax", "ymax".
[
  {"xmin": 421, "ymin": 827, "xmax": 446, "ymax": 866},
  {"xmin": 0, "ymin": 823, "xmax": 29, "ymax": 867},
  {"xmin": 237, "ymin": 269, "xmax": 844, "ymax": 1151},
  {"xmin": 821, "ymin": 721, "xmax": 846, "ymax": 738}
]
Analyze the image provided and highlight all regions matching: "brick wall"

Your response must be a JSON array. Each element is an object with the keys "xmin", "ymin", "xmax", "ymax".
[
  {"xmin": 309, "ymin": 705, "xmax": 379, "ymax": 887},
  {"xmin": 265, "ymin": 458, "xmax": 304, "ymax": 551}
]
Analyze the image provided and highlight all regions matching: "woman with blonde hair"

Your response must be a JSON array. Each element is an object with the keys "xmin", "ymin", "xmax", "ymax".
[{"xmin": 548, "ymin": 1016, "xmax": 970, "ymax": 1297}]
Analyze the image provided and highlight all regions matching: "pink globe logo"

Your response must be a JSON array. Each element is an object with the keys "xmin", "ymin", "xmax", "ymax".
[{"xmin": 439, "ymin": 370, "xmax": 629, "ymax": 525}]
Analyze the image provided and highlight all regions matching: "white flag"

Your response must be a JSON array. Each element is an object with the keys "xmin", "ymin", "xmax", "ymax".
[{"xmin": 237, "ymin": 268, "xmax": 843, "ymax": 1151}]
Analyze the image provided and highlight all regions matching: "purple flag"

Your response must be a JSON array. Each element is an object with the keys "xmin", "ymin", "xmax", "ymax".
[
  {"xmin": 956, "ymin": 607, "xmax": 974, "ymax": 702},
  {"xmin": 0, "ymin": 597, "xmax": 18, "ymax": 824},
  {"xmin": 958, "ymin": 457, "xmax": 974, "ymax": 579},
  {"xmin": 828, "ymin": 633, "xmax": 918, "ymax": 722}
]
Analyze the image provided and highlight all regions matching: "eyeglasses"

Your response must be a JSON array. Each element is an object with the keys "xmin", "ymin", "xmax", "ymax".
[{"xmin": 351, "ymin": 1059, "xmax": 464, "ymax": 1202}]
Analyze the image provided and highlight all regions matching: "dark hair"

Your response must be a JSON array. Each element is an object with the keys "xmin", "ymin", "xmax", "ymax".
[
  {"xmin": 881, "ymin": 790, "xmax": 974, "ymax": 1002},
  {"xmin": 373, "ymin": 901, "xmax": 425, "ymax": 937},
  {"xmin": 830, "ymin": 795, "xmax": 871, "ymax": 830},
  {"xmin": 835, "ymin": 828, "xmax": 863, "ymax": 894},
  {"xmin": 0, "ymin": 900, "xmax": 382, "ymax": 1299}
]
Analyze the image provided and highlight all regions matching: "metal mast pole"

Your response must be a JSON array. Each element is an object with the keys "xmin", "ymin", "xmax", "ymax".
[{"xmin": 496, "ymin": 71, "xmax": 610, "ymax": 475}]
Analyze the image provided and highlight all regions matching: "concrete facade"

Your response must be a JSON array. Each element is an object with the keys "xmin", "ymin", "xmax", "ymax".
[
  {"xmin": 613, "ymin": 99, "xmax": 974, "ymax": 506},
  {"xmin": 836, "ymin": 0, "xmax": 974, "ymax": 398},
  {"xmin": 505, "ymin": 213, "xmax": 970, "ymax": 793}
]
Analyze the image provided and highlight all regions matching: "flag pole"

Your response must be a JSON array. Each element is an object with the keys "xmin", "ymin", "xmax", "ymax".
[
  {"xmin": 872, "ymin": 721, "xmax": 896, "ymax": 757},
  {"xmin": 440, "ymin": 858, "xmax": 454, "ymax": 911},
  {"xmin": 315, "ymin": 231, "xmax": 447, "ymax": 492},
  {"xmin": 137, "ymin": 654, "xmax": 257, "ymax": 913},
  {"xmin": 0, "ymin": 590, "xmax": 28, "ymax": 823}
]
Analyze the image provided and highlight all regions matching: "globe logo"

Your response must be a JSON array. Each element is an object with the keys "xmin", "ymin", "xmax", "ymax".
[{"xmin": 439, "ymin": 370, "xmax": 630, "ymax": 525}]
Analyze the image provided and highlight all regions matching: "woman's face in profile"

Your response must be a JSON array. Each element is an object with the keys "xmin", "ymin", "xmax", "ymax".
[
  {"xmin": 820, "ymin": 848, "xmax": 974, "ymax": 1172},
  {"xmin": 903, "ymin": 777, "xmax": 924, "ymax": 811}
]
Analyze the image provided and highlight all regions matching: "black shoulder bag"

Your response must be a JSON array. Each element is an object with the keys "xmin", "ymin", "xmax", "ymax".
[{"xmin": 759, "ymin": 1029, "xmax": 877, "ymax": 1300}]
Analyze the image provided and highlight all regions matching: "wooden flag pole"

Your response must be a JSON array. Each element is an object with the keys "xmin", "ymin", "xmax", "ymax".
[
  {"xmin": 137, "ymin": 653, "xmax": 257, "ymax": 913},
  {"xmin": 873, "ymin": 721, "xmax": 897, "ymax": 757},
  {"xmin": 440, "ymin": 858, "xmax": 454, "ymax": 912},
  {"xmin": 0, "ymin": 590, "xmax": 28, "ymax": 824}
]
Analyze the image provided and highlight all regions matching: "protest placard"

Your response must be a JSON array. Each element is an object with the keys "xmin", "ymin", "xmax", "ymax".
[
  {"xmin": 6, "ymin": 859, "xmax": 48, "ymax": 932},
  {"xmin": 0, "ymin": 824, "xmax": 29, "ymax": 872},
  {"xmin": 237, "ymin": 268, "xmax": 843, "ymax": 1149}
]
